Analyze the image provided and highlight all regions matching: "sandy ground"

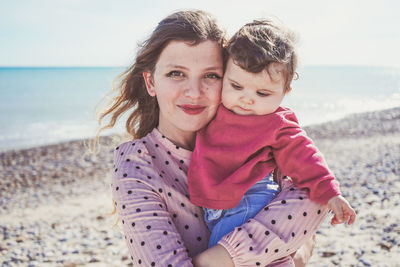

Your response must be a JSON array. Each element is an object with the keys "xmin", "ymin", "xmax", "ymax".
[{"xmin": 1, "ymin": 107, "xmax": 399, "ymax": 267}]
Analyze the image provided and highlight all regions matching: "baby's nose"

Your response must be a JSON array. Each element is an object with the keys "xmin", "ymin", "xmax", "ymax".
[{"xmin": 241, "ymin": 96, "xmax": 254, "ymax": 105}]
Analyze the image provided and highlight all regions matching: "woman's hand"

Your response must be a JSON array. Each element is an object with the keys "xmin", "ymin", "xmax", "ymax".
[
  {"xmin": 327, "ymin": 195, "xmax": 356, "ymax": 225},
  {"xmin": 291, "ymin": 234, "xmax": 316, "ymax": 267},
  {"xmin": 193, "ymin": 244, "xmax": 234, "ymax": 267}
]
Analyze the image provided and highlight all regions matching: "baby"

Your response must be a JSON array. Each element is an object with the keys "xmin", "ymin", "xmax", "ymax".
[{"xmin": 188, "ymin": 19, "xmax": 356, "ymax": 248}]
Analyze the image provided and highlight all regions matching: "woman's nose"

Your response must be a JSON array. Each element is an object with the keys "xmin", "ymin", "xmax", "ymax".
[{"xmin": 184, "ymin": 78, "xmax": 202, "ymax": 98}]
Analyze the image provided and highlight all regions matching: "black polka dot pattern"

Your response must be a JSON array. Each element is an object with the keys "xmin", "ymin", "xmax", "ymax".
[{"xmin": 112, "ymin": 136, "xmax": 328, "ymax": 267}]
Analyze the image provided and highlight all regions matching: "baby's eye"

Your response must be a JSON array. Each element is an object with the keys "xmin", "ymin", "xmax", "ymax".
[
  {"xmin": 257, "ymin": 91, "xmax": 270, "ymax": 97},
  {"xmin": 205, "ymin": 73, "xmax": 222, "ymax": 79},
  {"xmin": 231, "ymin": 83, "xmax": 242, "ymax": 90},
  {"xmin": 166, "ymin": 71, "xmax": 184, "ymax": 78}
]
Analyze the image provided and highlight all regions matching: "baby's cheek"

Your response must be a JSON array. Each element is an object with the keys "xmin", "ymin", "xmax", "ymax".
[{"xmin": 220, "ymin": 89, "xmax": 233, "ymax": 107}]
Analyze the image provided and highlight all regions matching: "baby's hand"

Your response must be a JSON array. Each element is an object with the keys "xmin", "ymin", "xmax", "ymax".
[{"xmin": 327, "ymin": 195, "xmax": 356, "ymax": 226}]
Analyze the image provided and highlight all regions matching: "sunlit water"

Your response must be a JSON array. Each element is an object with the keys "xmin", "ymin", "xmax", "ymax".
[{"xmin": 0, "ymin": 66, "xmax": 399, "ymax": 151}]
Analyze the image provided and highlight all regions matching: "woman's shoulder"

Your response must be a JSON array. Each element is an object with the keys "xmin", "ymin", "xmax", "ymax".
[
  {"xmin": 113, "ymin": 132, "xmax": 154, "ymax": 167},
  {"xmin": 112, "ymin": 132, "xmax": 162, "ymax": 188},
  {"xmin": 115, "ymin": 137, "xmax": 148, "ymax": 155}
]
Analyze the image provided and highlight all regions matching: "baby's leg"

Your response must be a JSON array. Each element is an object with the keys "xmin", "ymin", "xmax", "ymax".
[
  {"xmin": 217, "ymin": 177, "xmax": 329, "ymax": 266},
  {"xmin": 208, "ymin": 174, "xmax": 280, "ymax": 247},
  {"xmin": 207, "ymin": 204, "xmax": 248, "ymax": 247}
]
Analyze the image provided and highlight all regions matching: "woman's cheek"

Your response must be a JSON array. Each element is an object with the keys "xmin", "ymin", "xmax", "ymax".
[
  {"xmin": 205, "ymin": 80, "xmax": 222, "ymax": 103},
  {"xmin": 213, "ymin": 84, "xmax": 223, "ymax": 104}
]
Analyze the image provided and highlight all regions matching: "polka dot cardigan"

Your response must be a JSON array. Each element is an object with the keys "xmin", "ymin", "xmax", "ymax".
[{"xmin": 112, "ymin": 129, "xmax": 329, "ymax": 266}]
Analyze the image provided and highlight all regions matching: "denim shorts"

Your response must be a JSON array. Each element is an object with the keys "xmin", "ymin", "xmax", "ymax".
[{"xmin": 203, "ymin": 173, "xmax": 280, "ymax": 247}]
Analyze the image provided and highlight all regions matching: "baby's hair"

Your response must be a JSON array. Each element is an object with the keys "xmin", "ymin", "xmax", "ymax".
[{"xmin": 227, "ymin": 19, "xmax": 298, "ymax": 92}]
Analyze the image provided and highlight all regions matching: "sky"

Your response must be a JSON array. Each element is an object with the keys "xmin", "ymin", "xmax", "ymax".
[{"xmin": 1, "ymin": 0, "xmax": 399, "ymax": 67}]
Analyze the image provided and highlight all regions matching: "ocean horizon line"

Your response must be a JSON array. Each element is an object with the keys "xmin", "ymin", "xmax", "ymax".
[
  {"xmin": 1, "ymin": 65, "xmax": 398, "ymax": 153},
  {"xmin": 1, "ymin": 64, "xmax": 399, "ymax": 69}
]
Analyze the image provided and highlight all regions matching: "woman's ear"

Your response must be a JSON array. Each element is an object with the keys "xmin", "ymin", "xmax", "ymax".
[{"xmin": 143, "ymin": 71, "xmax": 156, "ymax": 96}]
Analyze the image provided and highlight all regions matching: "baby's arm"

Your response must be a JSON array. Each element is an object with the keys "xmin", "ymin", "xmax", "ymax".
[
  {"xmin": 272, "ymin": 111, "xmax": 340, "ymax": 204},
  {"xmin": 273, "ymin": 111, "xmax": 356, "ymax": 225},
  {"xmin": 327, "ymin": 195, "xmax": 356, "ymax": 225}
]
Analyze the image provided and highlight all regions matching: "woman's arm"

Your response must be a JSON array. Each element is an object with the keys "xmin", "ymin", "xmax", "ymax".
[
  {"xmin": 193, "ymin": 239, "xmax": 316, "ymax": 267},
  {"xmin": 112, "ymin": 141, "xmax": 195, "ymax": 267},
  {"xmin": 193, "ymin": 244, "xmax": 234, "ymax": 267},
  {"xmin": 291, "ymin": 234, "xmax": 316, "ymax": 267},
  {"xmin": 198, "ymin": 177, "xmax": 329, "ymax": 266}
]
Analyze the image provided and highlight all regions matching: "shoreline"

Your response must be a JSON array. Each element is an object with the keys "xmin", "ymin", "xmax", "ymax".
[
  {"xmin": 1, "ymin": 105, "xmax": 399, "ymax": 154},
  {"xmin": 1, "ymin": 106, "xmax": 399, "ymax": 266}
]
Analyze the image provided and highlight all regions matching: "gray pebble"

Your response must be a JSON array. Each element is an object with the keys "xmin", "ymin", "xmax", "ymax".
[{"xmin": 359, "ymin": 258, "xmax": 372, "ymax": 266}]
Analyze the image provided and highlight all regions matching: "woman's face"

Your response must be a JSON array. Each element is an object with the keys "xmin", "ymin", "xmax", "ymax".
[{"xmin": 144, "ymin": 40, "xmax": 223, "ymax": 144}]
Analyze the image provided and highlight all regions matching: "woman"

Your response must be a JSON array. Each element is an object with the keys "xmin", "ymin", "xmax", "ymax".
[{"xmin": 99, "ymin": 10, "xmax": 328, "ymax": 266}]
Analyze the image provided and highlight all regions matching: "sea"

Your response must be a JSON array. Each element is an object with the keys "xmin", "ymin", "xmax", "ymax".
[{"xmin": 0, "ymin": 66, "xmax": 399, "ymax": 152}]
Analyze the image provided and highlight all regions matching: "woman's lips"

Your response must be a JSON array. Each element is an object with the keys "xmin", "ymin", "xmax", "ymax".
[{"xmin": 178, "ymin": 105, "xmax": 206, "ymax": 115}]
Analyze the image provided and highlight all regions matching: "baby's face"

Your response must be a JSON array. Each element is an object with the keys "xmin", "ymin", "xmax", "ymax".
[{"xmin": 221, "ymin": 58, "xmax": 286, "ymax": 116}]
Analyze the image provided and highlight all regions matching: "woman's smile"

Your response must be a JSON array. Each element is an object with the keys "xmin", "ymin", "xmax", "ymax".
[
  {"xmin": 144, "ymin": 40, "xmax": 223, "ymax": 147},
  {"xmin": 178, "ymin": 104, "xmax": 207, "ymax": 115}
]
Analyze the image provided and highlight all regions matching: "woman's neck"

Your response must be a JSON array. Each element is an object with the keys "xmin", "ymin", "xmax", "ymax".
[{"xmin": 157, "ymin": 125, "xmax": 196, "ymax": 151}]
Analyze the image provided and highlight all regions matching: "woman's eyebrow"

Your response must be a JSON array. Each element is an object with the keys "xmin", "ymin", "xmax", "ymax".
[
  {"xmin": 164, "ymin": 65, "xmax": 222, "ymax": 72},
  {"xmin": 204, "ymin": 66, "xmax": 223, "ymax": 71},
  {"xmin": 165, "ymin": 64, "xmax": 188, "ymax": 70}
]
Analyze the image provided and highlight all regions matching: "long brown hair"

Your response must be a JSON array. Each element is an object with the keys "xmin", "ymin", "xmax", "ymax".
[{"xmin": 96, "ymin": 10, "xmax": 225, "ymax": 145}]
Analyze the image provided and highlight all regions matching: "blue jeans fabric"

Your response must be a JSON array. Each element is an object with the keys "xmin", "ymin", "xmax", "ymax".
[{"xmin": 203, "ymin": 173, "xmax": 281, "ymax": 247}]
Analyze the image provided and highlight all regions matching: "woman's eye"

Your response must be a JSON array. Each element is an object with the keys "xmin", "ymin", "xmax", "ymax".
[
  {"xmin": 231, "ymin": 83, "xmax": 242, "ymax": 90},
  {"xmin": 257, "ymin": 91, "xmax": 270, "ymax": 97},
  {"xmin": 205, "ymin": 73, "xmax": 222, "ymax": 79},
  {"xmin": 166, "ymin": 71, "xmax": 184, "ymax": 78}
]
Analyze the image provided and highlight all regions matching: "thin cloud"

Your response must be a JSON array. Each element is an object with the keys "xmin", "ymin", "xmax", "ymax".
[{"xmin": 0, "ymin": 0, "xmax": 399, "ymax": 67}]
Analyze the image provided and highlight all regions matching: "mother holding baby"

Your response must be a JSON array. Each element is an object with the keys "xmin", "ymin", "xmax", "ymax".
[{"xmin": 100, "ymin": 10, "xmax": 350, "ymax": 266}]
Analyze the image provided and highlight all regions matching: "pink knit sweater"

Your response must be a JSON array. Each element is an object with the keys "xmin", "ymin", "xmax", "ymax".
[{"xmin": 188, "ymin": 105, "xmax": 340, "ymax": 209}]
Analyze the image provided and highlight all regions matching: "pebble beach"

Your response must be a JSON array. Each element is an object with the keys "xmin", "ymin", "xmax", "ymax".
[{"xmin": 1, "ymin": 107, "xmax": 399, "ymax": 267}]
